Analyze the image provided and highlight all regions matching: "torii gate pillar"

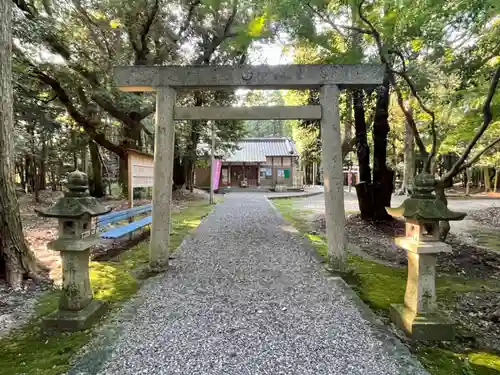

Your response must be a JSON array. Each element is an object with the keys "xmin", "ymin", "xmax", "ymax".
[{"xmin": 114, "ymin": 64, "xmax": 385, "ymax": 272}]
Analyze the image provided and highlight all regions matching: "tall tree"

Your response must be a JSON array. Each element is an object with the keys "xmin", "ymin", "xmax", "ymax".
[
  {"xmin": 351, "ymin": 0, "xmax": 499, "ymax": 236},
  {"xmin": 271, "ymin": 0, "xmax": 396, "ymax": 219},
  {"xmin": 12, "ymin": 0, "xmax": 270, "ymax": 192},
  {"xmin": 402, "ymin": 105, "xmax": 415, "ymax": 194},
  {"xmin": 0, "ymin": 0, "xmax": 42, "ymax": 287}
]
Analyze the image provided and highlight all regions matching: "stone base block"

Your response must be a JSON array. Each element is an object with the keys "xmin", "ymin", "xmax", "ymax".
[
  {"xmin": 390, "ymin": 304, "xmax": 455, "ymax": 341},
  {"xmin": 43, "ymin": 300, "xmax": 107, "ymax": 332}
]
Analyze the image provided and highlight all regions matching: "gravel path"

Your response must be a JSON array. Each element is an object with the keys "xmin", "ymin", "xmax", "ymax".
[{"xmin": 71, "ymin": 193, "xmax": 427, "ymax": 375}]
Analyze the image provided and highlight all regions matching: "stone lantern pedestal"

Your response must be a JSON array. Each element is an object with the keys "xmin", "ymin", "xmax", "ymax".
[
  {"xmin": 37, "ymin": 170, "xmax": 111, "ymax": 331},
  {"xmin": 386, "ymin": 173, "xmax": 466, "ymax": 341}
]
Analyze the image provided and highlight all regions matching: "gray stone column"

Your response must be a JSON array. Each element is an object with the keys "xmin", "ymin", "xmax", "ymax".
[
  {"xmin": 60, "ymin": 250, "xmax": 93, "ymax": 311},
  {"xmin": 150, "ymin": 86, "xmax": 176, "ymax": 271},
  {"xmin": 404, "ymin": 251, "xmax": 437, "ymax": 314},
  {"xmin": 320, "ymin": 84, "xmax": 346, "ymax": 271}
]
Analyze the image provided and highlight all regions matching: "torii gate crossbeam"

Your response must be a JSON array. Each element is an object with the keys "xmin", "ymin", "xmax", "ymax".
[{"xmin": 114, "ymin": 64, "xmax": 385, "ymax": 272}]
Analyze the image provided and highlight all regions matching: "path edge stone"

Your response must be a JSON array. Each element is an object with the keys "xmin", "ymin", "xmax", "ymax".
[
  {"xmin": 330, "ymin": 277, "xmax": 430, "ymax": 374},
  {"xmin": 266, "ymin": 191, "xmax": 323, "ymax": 200},
  {"xmin": 266, "ymin": 197, "xmax": 325, "ymax": 264},
  {"xmin": 64, "ymin": 201, "xmax": 218, "ymax": 375},
  {"xmin": 267, "ymin": 197, "xmax": 428, "ymax": 374}
]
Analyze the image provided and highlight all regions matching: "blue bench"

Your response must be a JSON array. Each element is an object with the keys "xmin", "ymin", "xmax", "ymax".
[{"xmin": 97, "ymin": 204, "xmax": 152, "ymax": 239}]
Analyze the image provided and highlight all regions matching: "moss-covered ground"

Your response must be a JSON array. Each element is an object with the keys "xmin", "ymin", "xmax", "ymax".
[
  {"xmin": 0, "ymin": 199, "xmax": 213, "ymax": 375},
  {"xmin": 272, "ymin": 198, "xmax": 500, "ymax": 375}
]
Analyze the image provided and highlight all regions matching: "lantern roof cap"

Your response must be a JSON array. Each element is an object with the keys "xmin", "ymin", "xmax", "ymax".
[
  {"xmin": 36, "ymin": 170, "xmax": 111, "ymax": 218},
  {"xmin": 386, "ymin": 173, "xmax": 466, "ymax": 222}
]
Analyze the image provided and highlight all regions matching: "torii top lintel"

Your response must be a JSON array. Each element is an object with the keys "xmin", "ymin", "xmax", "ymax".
[{"xmin": 114, "ymin": 64, "xmax": 385, "ymax": 92}]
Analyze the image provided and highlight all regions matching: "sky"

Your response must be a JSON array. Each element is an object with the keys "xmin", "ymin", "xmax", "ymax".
[
  {"xmin": 248, "ymin": 40, "xmax": 293, "ymax": 65},
  {"xmin": 234, "ymin": 39, "xmax": 294, "ymax": 103}
]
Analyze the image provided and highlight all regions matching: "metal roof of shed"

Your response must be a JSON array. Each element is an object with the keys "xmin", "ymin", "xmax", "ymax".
[{"xmin": 225, "ymin": 137, "xmax": 299, "ymax": 163}]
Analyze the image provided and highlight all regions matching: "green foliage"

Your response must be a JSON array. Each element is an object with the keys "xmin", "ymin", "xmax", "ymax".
[
  {"xmin": 418, "ymin": 348, "xmax": 500, "ymax": 375},
  {"xmin": 268, "ymin": 0, "xmax": 500, "ymax": 174},
  {"xmin": 12, "ymin": 0, "xmax": 274, "ymax": 190},
  {"xmin": 0, "ymin": 199, "xmax": 213, "ymax": 375},
  {"xmin": 0, "ymin": 261, "xmax": 136, "ymax": 375},
  {"xmin": 109, "ymin": 183, "xmax": 125, "ymax": 199},
  {"xmin": 242, "ymin": 91, "xmax": 292, "ymax": 137}
]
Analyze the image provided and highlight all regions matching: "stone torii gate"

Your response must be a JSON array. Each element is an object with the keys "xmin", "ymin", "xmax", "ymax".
[{"xmin": 114, "ymin": 64, "xmax": 384, "ymax": 272}]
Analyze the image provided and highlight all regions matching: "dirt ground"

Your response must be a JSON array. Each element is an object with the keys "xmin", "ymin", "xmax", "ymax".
[
  {"xmin": 313, "ymin": 211, "xmax": 500, "ymax": 353},
  {"xmin": 469, "ymin": 207, "xmax": 500, "ymax": 227}
]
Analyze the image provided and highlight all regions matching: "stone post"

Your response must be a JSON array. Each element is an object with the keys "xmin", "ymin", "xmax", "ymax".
[
  {"xmin": 150, "ymin": 86, "xmax": 176, "ymax": 272},
  {"xmin": 386, "ymin": 173, "xmax": 466, "ymax": 340},
  {"xmin": 36, "ymin": 170, "xmax": 110, "ymax": 331},
  {"xmin": 312, "ymin": 162, "xmax": 317, "ymax": 186},
  {"xmin": 210, "ymin": 120, "xmax": 215, "ymax": 204},
  {"xmin": 320, "ymin": 84, "xmax": 346, "ymax": 271}
]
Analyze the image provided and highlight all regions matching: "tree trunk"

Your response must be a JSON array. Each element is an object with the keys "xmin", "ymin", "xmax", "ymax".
[
  {"xmin": 39, "ymin": 131, "xmax": 48, "ymax": 190},
  {"xmin": 29, "ymin": 126, "xmax": 40, "ymax": 202},
  {"xmin": 50, "ymin": 168, "xmax": 57, "ymax": 191},
  {"xmin": 18, "ymin": 162, "xmax": 25, "ymax": 190},
  {"xmin": 173, "ymin": 155, "xmax": 185, "ymax": 190},
  {"xmin": 353, "ymin": 92, "xmax": 370, "ymax": 184},
  {"xmin": 39, "ymin": 160, "xmax": 46, "ymax": 191},
  {"xmin": 81, "ymin": 143, "xmax": 88, "ymax": 175},
  {"xmin": 352, "ymin": 89, "xmax": 373, "ymax": 219},
  {"xmin": 33, "ymin": 163, "xmax": 40, "ymax": 202},
  {"xmin": 465, "ymin": 168, "xmax": 471, "ymax": 195},
  {"xmin": 484, "ymin": 167, "xmax": 491, "ymax": 192},
  {"xmin": 119, "ymin": 152, "xmax": 128, "ymax": 196},
  {"xmin": 184, "ymin": 159, "xmax": 194, "ymax": 191},
  {"xmin": 185, "ymin": 120, "xmax": 202, "ymax": 191},
  {"xmin": 89, "ymin": 141, "xmax": 105, "ymax": 197},
  {"xmin": 435, "ymin": 182, "xmax": 451, "ymax": 241},
  {"xmin": 0, "ymin": 0, "xmax": 43, "ymax": 287},
  {"xmin": 372, "ymin": 77, "xmax": 393, "ymax": 220},
  {"xmin": 344, "ymin": 91, "xmax": 353, "ymax": 143},
  {"xmin": 402, "ymin": 107, "xmax": 415, "ymax": 195},
  {"xmin": 189, "ymin": 162, "xmax": 195, "ymax": 192},
  {"xmin": 24, "ymin": 155, "xmax": 30, "ymax": 192},
  {"xmin": 48, "ymin": 137, "xmax": 57, "ymax": 191},
  {"xmin": 119, "ymin": 116, "xmax": 143, "ymax": 197},
  {"xmin": 495, "ymin": 167, "xmax": 499, "ymax": 192},
  {"xmin": 392, "ymin": 139, "xmax": 397, "ymax": 188}
]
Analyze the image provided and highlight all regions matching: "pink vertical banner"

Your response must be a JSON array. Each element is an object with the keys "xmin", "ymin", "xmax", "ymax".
[{"xmin": 212, "ymin": 159, "xmax": 223, "ymax": 190}]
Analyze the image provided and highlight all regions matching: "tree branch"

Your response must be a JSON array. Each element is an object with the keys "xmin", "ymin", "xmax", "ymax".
[
  {"xmin": 177, "ymin": 0, "xmax": 201, "ymax": 41},
  {"xmin": 357, "ymin": 0, "xmax": 430, "ymax": 164},
  {"xmin": 394, "ymin": 70, "xmax": 437, "ymax": 170},
  {"xmin": 132, "ymin": 0, "xmax": 159, "ymax": 65},
  {"xmin": 388, "ymin": 49, "xmax": 407, "ymax": 73},
  {"xmin": 12, "ymin": 0, "xmax": 37, "ymax": 19},
  {"xmin": 193, "ymin": 0, "xmax": 239, "ymax": 65},
  {"xmin": 444, "ymin": 65, "xmax": 500, "ymax": 181},
  {"xmin": 460, "ymin": 137, "xmax": 500, "ymax": 171},
  {"xmin": 142, "ymin": 0, "xmax": 159, "ymax": 44},
  {"xmin": 16, "ymin": 49, "xmax": 124, "ymax": 156},
  {"xmin": 91, "ymin": 93, "xmax": 154, "ymax": 140},
  {"xmin": 307, "ymin": 2, "xmax": 371, "ymax": 36},
  {"xmin": 306, "ymin": 3, "xmax": 346, "ymax": 38},
  {"xmin": 342, "ymin": 137, "xmax": 357, "ymax": 159},
  {"xmin": 72, "ymin": 0, "xmax": 114, "ymax": 63}
]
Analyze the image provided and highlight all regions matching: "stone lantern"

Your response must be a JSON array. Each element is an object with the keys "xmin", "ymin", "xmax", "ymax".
[
  {"xmin": 37, "ymin": 170, "xmax": 111, "ymax": 331},
  {"xmin": 386, "ymin": 173, "xmax": 466, "ymax": 341}
]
